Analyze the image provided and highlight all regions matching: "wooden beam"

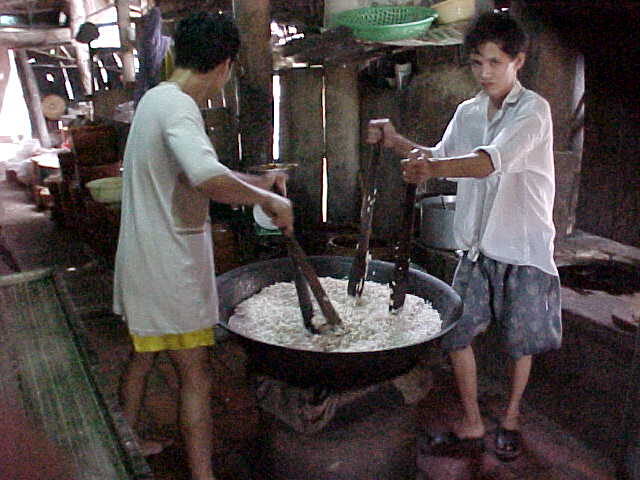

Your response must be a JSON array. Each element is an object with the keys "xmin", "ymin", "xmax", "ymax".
[
  {"xmin": 86, "ymin": 3, "xmax": 116, "ymax": 19},
  {"xmin": 28, "ymin": 63, "xmax": 78, "ymax": 69},
  {"xmin": 116, "ymin": 0, "xmax": 135, "ymax": 84},
  {"xmin": 67, "ymin": 0, "xmax": 92, "ymax": 96},
  {"xmin": 233, "ymin": 0, "xmax": 273, "ymax": 167},
  {"xmin": 0, "ymin": 47, "xmax": 9, "ymax": 113},
  {"xmin": 15, "ymin": 49, "xmax": 51, "ymax": 147},
  {"xmin": 0, "ymin": 28, "xmax": 72, "ymax": 48},
  {"xmin": 279, "ymin": 67, "xmax": 324, "ymax": 230},
  {"xmin": 325, "ymin": 63, "xmax": 360, "ymax": 227},
  {"xmin": 26, "ymin": 48, "xmax": 75, "ymax": 61}
]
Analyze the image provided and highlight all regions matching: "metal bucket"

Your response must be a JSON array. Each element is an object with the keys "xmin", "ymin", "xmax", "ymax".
[{"xmin": 418, "ymin": 195, "xmax": 462, "ymax": 250}]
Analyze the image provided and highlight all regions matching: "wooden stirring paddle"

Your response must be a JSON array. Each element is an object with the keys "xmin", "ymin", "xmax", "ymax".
[
  {"xmin": 348, "ymin": 142, "xmax": 383, "ymax": 299},
  {"xmin": 286, "ymin": 239, "xmax": 318, "ymax": 334},
  {"xmin": 283, "ymin": 234, "xmax": 342, "ymax": 330},
  {"xmin": 267, "ymin": 176, "xmax": 342, "ymax": 332},
  {"xmin": 390, "ymin": 182, "xmax": 418, "ymax": 313}
]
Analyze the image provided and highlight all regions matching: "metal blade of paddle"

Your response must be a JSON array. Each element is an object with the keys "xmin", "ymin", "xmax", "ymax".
[
  {"xmin": 390, "ymin": 183, "xmax": 418, "ymax": 313},
  {"xmin": 348, "ymin": 142, "xmax": 383, "ymax": 298},
  {"xmin": 284, "ymin": 235, "xmax": 342, "ymax": 327}
]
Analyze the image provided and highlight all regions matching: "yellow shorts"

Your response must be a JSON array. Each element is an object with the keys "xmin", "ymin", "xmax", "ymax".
[{"xmin": 130, "ymin": 327, "xmax": 215, "ymax": 353}]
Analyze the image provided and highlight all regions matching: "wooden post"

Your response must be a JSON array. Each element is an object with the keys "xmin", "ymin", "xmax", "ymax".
[
  {"xmin": 510, "ymin": 0, "xmax": 584, "ymax": 240},
  {"xmin": 475, "ymin": 0, "xmax": 494, "ymax": 15},
  {"xmin": 0, "ymin": 47, "xmax": 9, "ymax": 113},
  {"xmin": 232, "ymin": 0, "xmax": 273, "ymax": 167},
  {"xmin": 279, "ymin": 67, "xmax": 324, "ymax": 231},
  {"xmin": 510, "ymin": 0, "xmax": 581, "ymax": 152},
  {"xmin": 67, "ymin": 0, "xmax": 92, "ymax": 96},
  {"xmin": 0, "ymin": 28, "xmax": 72, "ymax": 47},
  {"xmin": 15, "ymin": 50, "xmax": 51, "ymax": 147},
  {"xmin": 325, "ymin": 63, "xmax": 360, "ymax": 227},
  {"xmin": 116, "ymin": 0, "xmax": 136, "ymax": 84}
]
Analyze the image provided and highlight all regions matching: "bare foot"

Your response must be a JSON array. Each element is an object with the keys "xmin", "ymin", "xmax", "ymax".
[
  {"xmin": 138, "ymin": 438, "xmax": 173, "ymax": 456},
  {"xmin": 452, "ymin": 419, "xmax": 485, "ymax": 440},
  {"xmin": 501, "ymin": 418, "xmax": 520, "ymax": 431},
  {"xmin": 191, "ymin": 474, "xmax": 219, "ymax": 480}
]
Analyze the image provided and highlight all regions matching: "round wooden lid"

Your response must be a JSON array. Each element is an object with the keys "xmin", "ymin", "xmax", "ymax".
[{"xmin": 42, "ymin": 94, "xmax": 67, "ymax": 120}]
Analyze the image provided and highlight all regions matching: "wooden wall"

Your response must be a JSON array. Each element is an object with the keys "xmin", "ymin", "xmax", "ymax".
[
  {"xmin": 271, "ymin": 0, "xmax": 598, "ymax": 247},
  {"xmin": 512, "ymin": 1, "xmax": 584, "ymax": 239},
  {"xmin": 122, "ymin": 1, "xmax": 640, "ymax": 250},
  {"xmin": 278, "ymin": 63, "xmax": 361, "ymax": 234},
  {"xmin": 360, "ymin": 46, "xmax": 478, "ymax": 240},
  {"xmin": 277, "ymin": 47, "xmax": 477, "ymax": 241},
  {"xmin": 518, "ymin": 0, "xmax": 640, "ymax": 248},
  {"xmin": 278, "ymin": 36, "xmax": 584, "ymax": 244},
  {"xmin": 575, "ymin": 10, "xmax": 640, "ymax": 248},
  {"xmin": 279, "ymin": 67, "xmax": 324, "ymax": 231}
]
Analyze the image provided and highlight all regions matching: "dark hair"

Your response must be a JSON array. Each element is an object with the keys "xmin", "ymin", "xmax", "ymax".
[
  {"xmin": 174, "ymin": 11, "xmax": 241, "ymax": 73},
  {"xmin": 464, "ymin": 12, "xmax": 528, "ymax": 59}
]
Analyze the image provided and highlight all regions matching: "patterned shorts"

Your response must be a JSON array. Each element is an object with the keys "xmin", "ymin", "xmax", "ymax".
[{"xmin": 441, "ymin": 253, "xmax": 562, "ymax": 358}]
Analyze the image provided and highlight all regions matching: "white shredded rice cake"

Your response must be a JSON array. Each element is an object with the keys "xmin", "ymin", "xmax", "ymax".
[{"xmin": 228, "ymin": 276, "xmax": 442, "ymax": 352}]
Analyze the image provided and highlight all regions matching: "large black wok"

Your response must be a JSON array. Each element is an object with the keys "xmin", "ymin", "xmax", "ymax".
[{"xmin": 217, "ymin": 256, "xmax": 462, "ymax": 389}]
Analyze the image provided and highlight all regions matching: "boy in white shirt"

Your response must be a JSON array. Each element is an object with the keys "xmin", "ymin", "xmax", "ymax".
[
  {"xmin": 114, "ymin": 12, "xmax": 293, "ymax": 480},
  {"xmin": 367, "ymin": 12, "xmax": 561, "ymax": 461}
]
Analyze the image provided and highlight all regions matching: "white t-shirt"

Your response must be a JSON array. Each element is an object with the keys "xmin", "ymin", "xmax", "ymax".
[
  {"xmin": 428, "ymin": 81, "xmax": 558, "ymax": 276},
  {"xmin": 113, "ymin": 82, "xmax": 231, "ymax": 336}
]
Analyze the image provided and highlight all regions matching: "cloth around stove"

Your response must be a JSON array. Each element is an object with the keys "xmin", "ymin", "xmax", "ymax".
[{"xmin": 254, "ymin": 365, "xmax": 431, "ymax": 434}]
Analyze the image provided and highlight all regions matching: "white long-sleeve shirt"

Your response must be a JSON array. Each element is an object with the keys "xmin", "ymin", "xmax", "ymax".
[
  {"xmin": 113, "ymin": 82, "xmax": 231, "ymax": 336},
  {"xmin": 428, "ymin": 81, "xmax": 558, "ymax": 276}
]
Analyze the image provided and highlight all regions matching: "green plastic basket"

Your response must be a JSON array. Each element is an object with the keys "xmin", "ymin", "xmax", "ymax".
[{"xmin": 332, "ymin": 6, "xmax": 438, "ymax": 42}]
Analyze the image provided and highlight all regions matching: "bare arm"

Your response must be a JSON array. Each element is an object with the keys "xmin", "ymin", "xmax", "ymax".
[
  {"xmin": 366, "ymin": 118, "xmax": 430, "ymax": 159},
  {"xmin": 367, "ymin": 118, "xmax": 493, "ymax": 182},
  {"xmin": 232, "ymin": 171, "xmax": 287, "ymax": 196},
  {"xmin": 196, "ymin": 172, "xmax": 294, "ymax": 235},
  {"xmin": 402, "ymin": 149, "xmax": 494, "ymax": 184}
]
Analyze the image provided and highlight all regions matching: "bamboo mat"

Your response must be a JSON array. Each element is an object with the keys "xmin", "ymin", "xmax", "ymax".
[{"xmin": 0, "ymin": 268, "xmax": 151, "ymax": 480}]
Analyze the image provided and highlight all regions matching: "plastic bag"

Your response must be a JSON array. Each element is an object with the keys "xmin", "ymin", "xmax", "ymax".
[{"xmin": 12, "ymin": 138, "xmax": 41, "ymax": 162}]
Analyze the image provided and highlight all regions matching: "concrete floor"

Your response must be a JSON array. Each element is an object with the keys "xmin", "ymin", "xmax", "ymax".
[{"xmin": 0, "ymin": 155, "xmax": 626, "ymax": 479}]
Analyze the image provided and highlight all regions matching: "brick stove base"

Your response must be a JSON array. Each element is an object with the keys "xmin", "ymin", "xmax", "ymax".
[
  {"xmin": 248, "ymin": 367, "xmax": 434, "ymax": 480},
  {"xmin": 254, "ymin": 406, "xmax": 417, "ymax": 480}
]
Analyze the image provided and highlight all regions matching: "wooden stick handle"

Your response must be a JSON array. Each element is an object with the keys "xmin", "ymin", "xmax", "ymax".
[
  {"xmin": 287, "ymin": 242, "xmax": 317, "ymax": 333},
  {"xmin": 390, "ymin": 183, "xmax": 418, "ymax": 312},
  {"xmin": 284, "ymin": 236, "xmax": 342, "ymax": 326},
  {"xmin": 348, "ymin": 142, "xmax": 382, "ymax": 298}
]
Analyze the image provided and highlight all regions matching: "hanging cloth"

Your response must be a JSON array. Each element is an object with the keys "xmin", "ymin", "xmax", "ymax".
[{"xmin": 134, "ymin": 7, "xmax": 171, "ymax": 106}]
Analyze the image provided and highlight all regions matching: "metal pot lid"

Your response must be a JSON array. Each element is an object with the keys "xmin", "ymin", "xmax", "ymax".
[{"xmin": 248, "ymin": 162, "xmax": 298, "ymax": 174}]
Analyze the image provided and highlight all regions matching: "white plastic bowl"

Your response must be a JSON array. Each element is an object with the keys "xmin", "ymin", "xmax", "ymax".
[
  {"xmin": 253, "ymin": 204, "xmax": 278, "ymax": 230},
  {"xmin": 85, "ymin": 176, "xmax": 122, "ymax": 204},
  {"xmin": 431, "ymin": 0, "xmax": 475, "ymax": 24}
]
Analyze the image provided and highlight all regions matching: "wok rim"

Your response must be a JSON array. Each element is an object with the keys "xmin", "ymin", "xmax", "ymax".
[{"xmin": 217, "ymin": 255, "xmax": 462, "ymax": 355}]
